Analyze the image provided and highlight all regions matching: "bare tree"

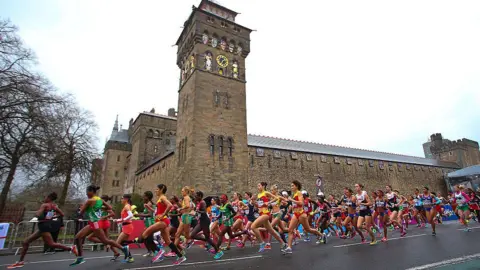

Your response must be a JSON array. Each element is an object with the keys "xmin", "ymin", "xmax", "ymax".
[{"xmin": 42, "ymin": 100, "xmax": 99, "ymax": 207}]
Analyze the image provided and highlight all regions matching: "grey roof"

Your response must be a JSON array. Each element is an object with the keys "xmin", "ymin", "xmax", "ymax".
[
  {"xmin": 247, "ymin": 134, "xmax": 460, "ymax": 168},
  {"xmin": 447, "ymin": 165, "xmax": 480, "ymax": 178},
  {"xmin": 109, "ymin": 129, "xmax": 129, "ymax": 143}
]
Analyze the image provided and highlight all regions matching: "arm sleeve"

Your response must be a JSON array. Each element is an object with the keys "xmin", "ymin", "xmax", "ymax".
[{"xmin": 123, "ymin": 211, "xmax": 134, "ymax": 221}]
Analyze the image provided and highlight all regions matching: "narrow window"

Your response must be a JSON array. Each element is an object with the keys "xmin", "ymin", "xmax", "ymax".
[
  {"xmin": 209, "ymin": 135, "xmax": 215, "ymax": 156},
  {"xmin": 218, "ymin": 136, "xmax": 224, "ymax": 158},
  {"xmin": 117, "ymin": 155, "xmax": 120, "ymax": 162},
  {"xmin": 214, "ymin": 90, "xmax": 220, "ymax": 106},
  {"xmin": 250, "ymin": 155, "xmax": 254, "ymax": 167},
  {"xmin": 114, "ymin": 171, "xmax": 118, "ymax": 177},
  {"xmin": 154, "ymin": 145, "xmax": 158, "ymax": 153},
  {"xmin": 184, "ymin": 137, "xmax": 188, "ymax": 161},
  {"xmin": 227, "ymin": 137, "xmax": 233, "ymax": 157}
]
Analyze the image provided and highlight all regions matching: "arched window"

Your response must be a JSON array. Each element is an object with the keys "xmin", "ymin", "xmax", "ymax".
[
  {"xmin": 218, "ymin": 136, "xmax": 224, "ymax": 158},
  {"xmin": 227, "ymin": 137, "xmax": 233, "ymax": 157},
  {"xmin": 154, "ymin": 130, "xmax": 160, "ymax": 138},
  {"xmin": 148, "ymin": 129, "xmax": 153, "ymax": 137},
  {"xmin": 209, "ymin": 135, "xmax": 215, "ymax": 156}
]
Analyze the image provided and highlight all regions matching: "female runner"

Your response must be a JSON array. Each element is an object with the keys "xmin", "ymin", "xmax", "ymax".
[
  {"xmin": 328, "ymin": 195, "xmax": 342, "ymax": 237},
  {"xmin": 190, "ymin": 191, "xmax": 224, "ymax": 259},
  {"xmin": 385, "ymin": 185, "xmax": 404, "ymax": 235},
  {"xmin": 453, "ymin": 185, "xmax": 471, "ymax": 231},
  {"xmin": 135, "ymin": 191, "xmax": 156, "ymax": 257},
  {"xmin": 268, "ymin": 185, "xmax": 288, "ymax": 246},
  {"xmin": 420, "ymin": 186, "xmax": 437, "ymax": 236},
  {"xmin": 110, "ymin": 194, "xmax": 135, "ymax": 263},
  {"xmin": 227, "ymin": 192, "xmax": 247, "ymax": 250},
  {"xmin": 70, "ymin": 186, "xmax": 128, "ymax": 266},
  {"xmin": 8, "ymin": 193, "xmax": 72, "ymax": 269},
  {"xmin": 340, "ymin": 188, "xmax": 365, "ymax": 242},
  {"xmin": 413, "ymin": 189, "xmax": 426, "ymax": 227},
  {"xmin": 283, "ymin": 181, "xmax": 324, "ymax": 254},
  {"xmin": 85, "ymin": 195, "xmax": 115, "ymax": 253},
  {"xmin": 174, "ymin": 186, "xmax": 195, "ymax": 252},
  {"xmin": 213, "ymin": 194, "xmax": 249, "ymax": 253},
  {"xmin": 355, "ymin": 184, "xmax": 377, "ymax": 245},
  {"xmin": 128, "ymin": 184, "xmax": 185, "ymax": 265},
  {"xmin": 375, "ymin": 190, "xmax": 388, "ymax": 242},
  {"xmin": 250, "ymin": 182, "xmax": 287, "ymax": 253},
  {"xmin": 239, "ymin": 192, "xmax": 257, "ymax": 248},
  {"xmin": 314, "ymin": 193, "xmax": 331, "ymax": 244},
  {"xmin": 209, "ymin": 197, "xmax": 221, "ymax": 244}
]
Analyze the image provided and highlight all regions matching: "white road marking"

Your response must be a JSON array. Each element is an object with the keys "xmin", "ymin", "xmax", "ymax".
[
  {"xmin": 125, "ymin": 255, "xmax": 263, "ymax": 269},
  {"xmin": 0, "ymin": 253, "xmax": 143, "ymax": 267},
  {"xmin": 457, "ymin": 225, "xmax": 480, "ymax": 231},
  {"xmin": 333, "ymin": 233, "xmax": 428, "ymax": 248},
  {"xmin": 405, "ymin": 252, "xmax": 480, "ymax": 270}
]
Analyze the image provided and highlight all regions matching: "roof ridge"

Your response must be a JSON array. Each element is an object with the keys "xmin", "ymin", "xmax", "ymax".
[{"xmin": 247, "ymin": 133, "xmax": 425, "ymax": 159}]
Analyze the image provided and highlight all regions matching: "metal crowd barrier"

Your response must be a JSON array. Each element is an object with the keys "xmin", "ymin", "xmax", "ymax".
[{"xmin": 4, "ymin": 219, "xmax": 122, "ymax": 255}]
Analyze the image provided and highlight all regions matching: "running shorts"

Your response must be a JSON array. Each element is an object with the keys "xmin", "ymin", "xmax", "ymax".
[
  {"xmin": 181, "ymin": 214, "xmax": 193, "ymax": 225},
  {"xmin": 99, "ymin": 220, "xmax": 111, "ymax": 230},
  {"xmin": 88, "ymin": 221, "xmax": 101, "ymax": 230},
  {"xmin": 457, "ymin": 204, "xmax": 469, "ymax": 212},
  {"xmin": 122, "ymin": 223, "xmax": 134, "ymax": 235},
  {"xmin": 359, "ymin": 210, "xmax": 371, "ymax": 217}
]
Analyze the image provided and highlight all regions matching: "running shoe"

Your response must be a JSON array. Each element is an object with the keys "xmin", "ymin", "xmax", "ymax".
[
  {"xmin": 208, "ymin": 248, "xmax": 216, "ymax": 254},
  {"xmin": 110, "ymin": 253, "xmax": 120, "ymax": 261},
  {"xmin": 303, "ymin": 237, "xmax": 311, "ymax": 242},
  {"xmin": 464, "ymin": 228, "xmax": 472, "ymax": 232},
  {"xmin": 165, "ymin": 251, "xmax": 176, "ymax": 257},
  {"xmin": 280, "ymin": 243, "xmax": 288, "ymax": 252},
  {"xmin": 323, "ymin": 234, "xmax": 327, "ymax": 244},
  {"xmin": 316, "ymin": 239, "xmax": 323, "ymax": 244},
  {"xmin": 173, "ymin": 256, "xmax": 187, "ymax": 266},
  {"xmin": 71, "ymin": 245, "xmax": 79, "ymax": 257},
  {"xmin": 416, "ymin": 224, "xmax": 421, "ymax": 228},
  {"xmin": 69, "ymin": 257, "xmax": 85, "ymax": 267},
  {"xmin": 186, "ymin": 240, "xmax": 195, "ymax": 249},
  {"xmin": 282, "ymin": 247, "xmax": 293, "ymax": 254},
  {"xmin": 122, "ymin": 257, "xmax": 134, "ymax": 263},
  {"xmin": 152, "ymin": 249, "xmax": 165, "ymax": 263},
  {"xmin": 258, "ymin": 243, "xmax": 266, "ymax": 253},
  {"xmin": 265, "ymin": 243, "xmax": 272, "ymax": 250},
  {"xmin": 369, "ymin": 240, "xmax": 378, "ymax": 246},
  {"xmin": 401, "ymin": 231, "xmax": 407, "ymax": 237},
  {"xmin": 7, "ymin": 261, "xmax": 25, "ymax": 269},
  {"xmin": 214, "ymin": 251, "xmax": 224, "ymax": 260},
  {"xmin": 381, "ymin": 237, "xmax": 387, "ymax": 242},
  {"xmin": 236, "ymin": 242, "xmax": 245, "ymax": 248},
  {"xmin": 432, "ymin": 231, "xmax": 436, "ymax": 236},
  {"xmin": 220, "ymin": 246, "xmax": 230, "ymax": 251},
  {"xmin": 143, "ymin": 251, "xmax": 154, "ymax": 257},
  {"xmin": 361, "ymin": 238, "xmax": 367, "ymax": 244}
]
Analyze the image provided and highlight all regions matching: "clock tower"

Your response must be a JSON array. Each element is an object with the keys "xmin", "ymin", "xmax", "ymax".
[{"xmin": 174, "ymin": 0, "xmax": 252, "ymax": 194}]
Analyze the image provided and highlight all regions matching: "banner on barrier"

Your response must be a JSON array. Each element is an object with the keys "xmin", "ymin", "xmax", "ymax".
[{"xmin": 0, "ymin": 223, "xmax": 10, "ymax": 249}]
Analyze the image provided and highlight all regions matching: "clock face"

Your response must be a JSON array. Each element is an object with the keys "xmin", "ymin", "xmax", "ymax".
[{"xmin": 216, "ymin": 55, "xmax": 229, "ymax": 68}]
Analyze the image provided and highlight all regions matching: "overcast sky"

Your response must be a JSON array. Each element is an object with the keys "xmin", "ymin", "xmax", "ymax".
[{"xmin": 1, "ymin": 0, "xmax": 479, "ymax": 157}]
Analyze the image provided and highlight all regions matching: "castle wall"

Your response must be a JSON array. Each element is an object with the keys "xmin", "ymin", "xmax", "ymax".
[{"xmin": 246, "ymin": 147, "xmax": 451, "ymax": 197}]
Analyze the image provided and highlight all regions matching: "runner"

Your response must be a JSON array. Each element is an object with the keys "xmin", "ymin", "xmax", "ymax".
[
  {"xmin": 354, "ymin": 184, "xmax": 377, "ymax": 245},
  {"xmin": 340, "ymin": 188, "xmax": 365, "ymax": 242},
  {"xmin": 268, "ymin": 185, "xmax": 288, "ymax": 248},
  {"xmin": 375, "ymin": 190, "xmax": 389, "ymax": 242},
  {"xmin": 127, "ymin": 184, "xmax": 186, "ymax": 265},
  {"xmin": 135, "ymin": 191, "xmax": 156, "ymax": 257},
  {"xmin": 174, "ymin": 186, "xmax": 195, "ymax": 252},
  {"xmin": 250, "ymin": 182, "xmax": 287, "ymax": 253},
  {"xmin": 85, "ymin": 195, "xmax": 115, "ymax": 252},
  {"xmin": 283, "ymin": 180, "xmax": 324, "ymax": 254},
  {"xmin": 385, "ymin": 185, "xmax": 404, "ymax": 236},
  {"xmin": 314, "ymin": 193, "xmax": 330, "ymax": 244},
  {"xmin": 328, "ymin": 195, "xmax": 342, "ymax": 237},
  {"xmin": 8, "ymin": 193, "xmax": 73, "ymax": 269},
  {"xmin": 190, "ymin": 191, "xmax": 223, "ymax": 259},
  {"xmin": 70, "ymin": 185, "xmax": 129, "ymax": 266},
  {"xmin": 209, "ymin": 197, "xmax": 221, "ymax": 245},
  {"xmin": 420, "ymin": 186, "xmax": 438, "ymax": 236},
  {"xmin": 227, "ymin": 192, "xmax": 247, "ymax": 250},
  {"xmin": 453, "ymin": 185, "xmax": 471, "ymax": 232},
  {"xmin": 110, "ymin": 194, "xmax": 134, "ymax": 263},
  {"xmin": 413, "ymin": 188, "xmax": 426, "ymax": 227},
  {"xmin": 239, "ymin": 192, "xmax": 257, "ymax": 247},
  {"xmin": 213, "ymin": 194, "xmax": 249, "ymax": 252}
]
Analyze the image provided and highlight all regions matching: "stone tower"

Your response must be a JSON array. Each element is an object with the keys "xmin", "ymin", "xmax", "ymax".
[
  {"xmin": 174, "ymin": 0, "xmax": 252, "ymax": 194},
  {"xmin": 430, "ymin": 133, "xmax": 480, "ymax": 168}
]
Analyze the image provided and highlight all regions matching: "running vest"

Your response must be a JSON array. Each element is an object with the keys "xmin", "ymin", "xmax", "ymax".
[
  {"xmin": 211, "ymin": 205, "xmax": 220, "ymax": 221},
  {"xmin": 356, "ymin": 191, "xmax": 368, "ymax": 210},
  {"xmin": 421, "ymin": 194, "xmax": 434, "ymax": 208},
  {"xmin": 86, "ymin": 196, "xmax": 103, "ymax": 222},
  {"xmin": 156, "ymin": 197, "xmax": 168, "ymax": 221},
  {"xmin": 121, "ymin": 204, "xmax": 132, "ymax": 224},
  {"xmin": 292, "ymin": 191, "xmax": 303, "ymax": 210},
  {"xmin": 257, "ymin": 192, "xmax": 270, "ymax": 214},
  {"xmin": 220, "ymin": 203, "xmax": 234, "ymax": 221},
  {"xmin": 143, "ymin": 204, "xmax": 154, "ymax": 227},
  {"xmin": 386, "ymin": 192, "xmax": 398, "ymax": 208},
  {"xmin": 455, "ymin": 191, "xmax": 469, "ymax": 206}
]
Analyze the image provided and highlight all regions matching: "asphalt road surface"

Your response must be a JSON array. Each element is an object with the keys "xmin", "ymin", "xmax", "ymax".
[{"xmin": 1, "ymin": 223, "xmax": 480, "ymax": 270}]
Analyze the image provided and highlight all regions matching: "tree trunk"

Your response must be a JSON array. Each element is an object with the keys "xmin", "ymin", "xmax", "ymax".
[
  {"xmin": 58, "ymin": 166, "xmax": 72, "ymax": 208},
  {"xmin": 0, "ymin": 156, "xmax": 19, "ymax": 215}
]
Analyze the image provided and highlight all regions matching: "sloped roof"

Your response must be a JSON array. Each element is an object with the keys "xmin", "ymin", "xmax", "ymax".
[
  {"xmin": 109, "ymin": 129, "xmax": 129, "ymax": 143},
  {"xmin": 247, "ymin": 134, "xmax": 459, "ymax": 169},
  {"xmin": 448, "ymin": 165, "xmax": 480, "ymax": 178}
]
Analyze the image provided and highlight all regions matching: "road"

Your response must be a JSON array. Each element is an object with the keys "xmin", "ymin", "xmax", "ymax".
[{"xmin": 1, "ymin": 222, "xmax": 479, "ymax": 270}]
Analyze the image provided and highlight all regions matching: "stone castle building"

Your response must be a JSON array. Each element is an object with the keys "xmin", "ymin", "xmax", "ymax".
[{"xmin": 97, "ymin": 0, "xmax": 480, "ymax": 202}]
